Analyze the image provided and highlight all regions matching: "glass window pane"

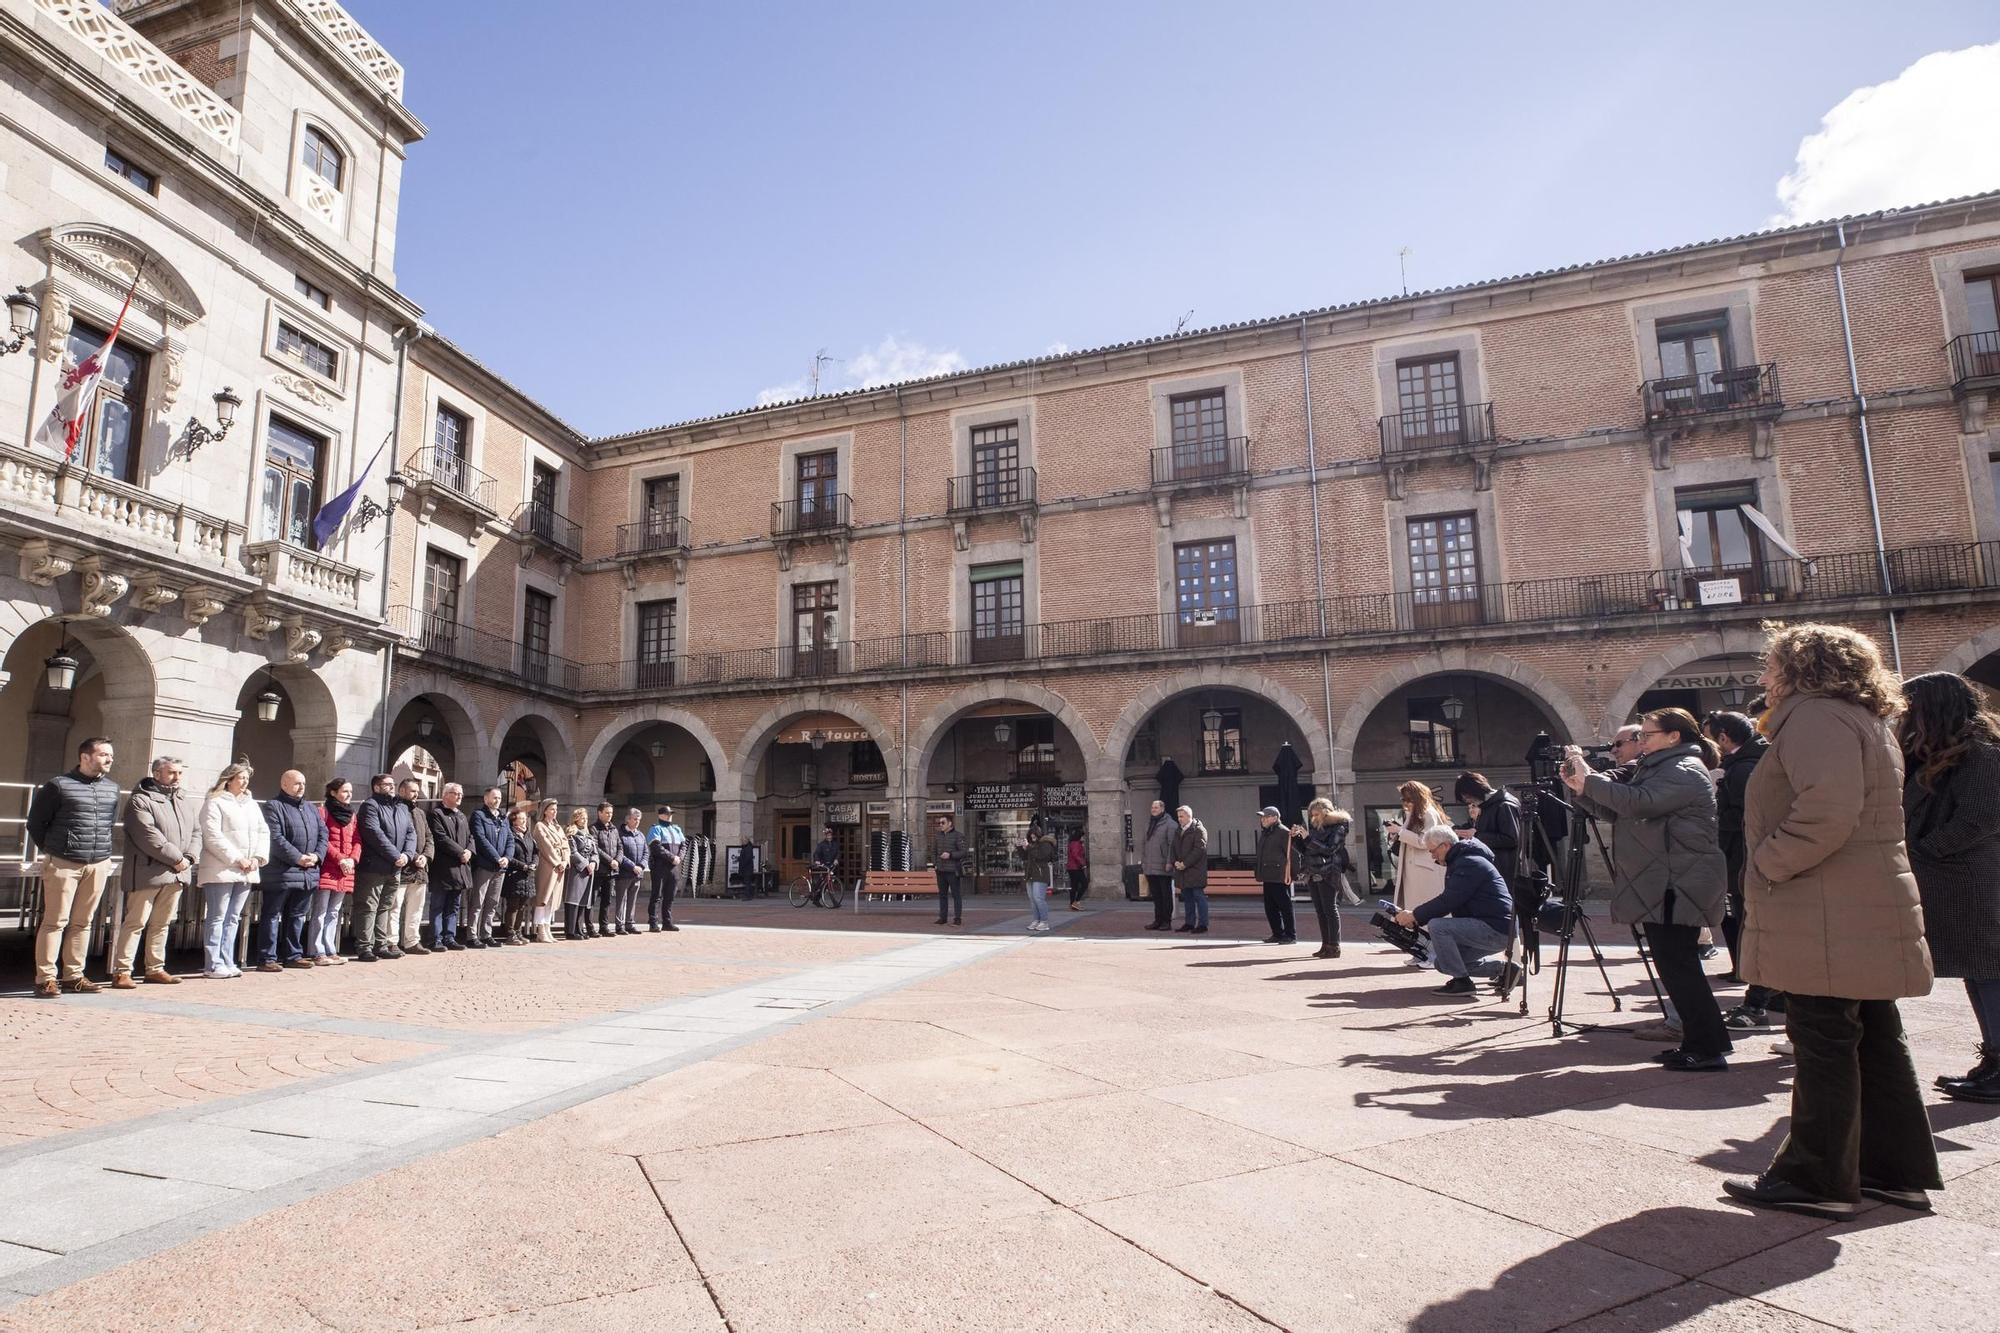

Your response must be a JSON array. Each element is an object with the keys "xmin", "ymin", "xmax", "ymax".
[
  {"xmin": 1714, "ymin": 510, "xmax": 1754, "ymax": 566},
  {"xmin": 260, "ymin": 468, "xmax": 283, "ymax": 541},
  {"xmin": 287, "ymin": 478, "xmax": 313, "ymax": 546},
  {"xmin": 95, "ymin": 399, "xmax": 134, "ymax": 480},
  {"xmin": 1969, "ymin": 277, "xmax": 2000, "ymax": 335}
]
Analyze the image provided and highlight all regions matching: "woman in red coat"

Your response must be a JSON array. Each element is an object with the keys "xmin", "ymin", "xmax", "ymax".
[{"xmin": 311, "ymin": 778, "xmax": 361, "ymax": 964}]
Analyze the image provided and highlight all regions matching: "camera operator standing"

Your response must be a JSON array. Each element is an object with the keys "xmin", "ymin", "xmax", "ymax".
[{"xmin": 1563, "ymin": 708, "xmax": 1731, "ymax": 1070}]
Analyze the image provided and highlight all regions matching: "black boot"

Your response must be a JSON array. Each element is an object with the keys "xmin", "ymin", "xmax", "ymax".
[
  {"xmin": 1937, "ymin": 1043, "xmax": 2000, "ymax": 1091},
  {"xmin": 1942, "ymin": 1045, "xmax": 2000, "ymax": 1103}
]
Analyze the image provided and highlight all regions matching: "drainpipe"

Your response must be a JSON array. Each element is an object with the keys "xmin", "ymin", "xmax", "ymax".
[
  {"xmin": 1832, "ymin": 221, "xmax": 1902, "ymax": 674},
  {"xmin": 1300, "ymin": 318, "xmax": 1337, "ymax": 786},
  {"xmin": 897, "ymin": 387, "xmax": 910, "ymax": 852},
  {"xmin": 375, "ymin": 322, "xmax": 422, "ymax": 770}
]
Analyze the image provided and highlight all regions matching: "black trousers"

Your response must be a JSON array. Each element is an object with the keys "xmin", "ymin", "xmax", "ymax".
[
  {"xmin": 1068, "ymin": 868, "xmax": 1088, "ymax": 905},
  {"xmin": 1145, "ymin": 874, "xmax": 1174, "ymax": 927},
  {"xmin": 1262, "ymin": 882, "xmax": 1296, "ymax": 940},
  {"xmin": 1644, "ymin": 921, "xmax": 1728, "ymax": 1057},
  {"xmin": 934, "ymin": 870, "xmax": 961, "ymax": 922},
  {"xmin": 1721, "ymin": 842, "xmax": 1745, "ymax": 975},
  {"xmin": 594, "ymin": 868, "xmax": 617, "ymax": 929},
  {"xmin": 1769, "ymin": 994, "xmax": 1941, "ymax": 1200},
  {"xmin": 1305, "ymin": 876, "xmax": 1342, "ymax": 948},
  {"xmin": 649, "ymin": 862, "xmax": 678, "ymax": 925}
]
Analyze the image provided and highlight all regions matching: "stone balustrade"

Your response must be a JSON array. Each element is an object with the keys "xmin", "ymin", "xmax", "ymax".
[
  {"xmin": 34, "ymin": 0, "xmax": 242, "ymax": 153},
  {"xmin": 241, "ymin": 539, "xmax": 365, "ymax": 609},
  {"xmin": 0, "ymin": 444, "xmax": 243, "ymax": 566}
]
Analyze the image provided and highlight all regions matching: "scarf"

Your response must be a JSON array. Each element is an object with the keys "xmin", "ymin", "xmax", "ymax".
[{"xmin": 324, "ymin": 798, "xmax": 353, "ymax": 827}]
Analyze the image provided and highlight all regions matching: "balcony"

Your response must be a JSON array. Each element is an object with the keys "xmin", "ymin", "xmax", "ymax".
[
  {"xmin": 242, "ymin": 540, "xmax": 365, "ymax": 610},
  {"xmin": 1151, "ymin": 437, "xmax": 1251, "ymax": 488},
  {"xmin": 1379, "ymin": 402, "xmax": 1501, "ymax": 459},
  {"xmin": 1949, "ymin": 333, "xmax": 2000, "ymax": 432},
  {"xmin": 615, "ymin": 514, "xmax": 692, "ymax": 558},
  {"xmin": 771, "ymin": 494, "xmax": 852, "ymax": 569},
  {"xmin": 946, "ymin": 467, "xmax": 1037, "ymax": 546},
  {"xmin": 1641, "ymin": 362, "xmax": 1783, "ymax": 424},
  {"xmin": 388, "ymin": 604, "xmax": 581, "ymax": 694},
  {"xmin": 403, "ymin": 447, "xmax": 498, "ymax": 521},
  {"xmin": 512, "ymin": 501, "xmax": 581, "ymax": 562}
]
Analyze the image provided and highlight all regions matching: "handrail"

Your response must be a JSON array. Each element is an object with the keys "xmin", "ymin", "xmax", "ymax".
[
  {"xmin": 1151, "ymin": 437, "xmax": 1250, "ymax": 486},
  {"xmin": 1641, "ymin": 362, "xmax": 1781, "ymax": 423},
  {"xmin": 1379, "ymin": 401, "xmax": 1500, "ymax": 457},
  {"xmin": 1947, "ymin": 332, "xmax": 2000, "ymax": 387},
  {"xmin": 947, "ymin": 466, "xmax": 1037, "ymax": 513},
  {"xmin": 615, "ymin": 514, "xmax": 691, "ymax": 557},
  {"xmin": 404, "ymin": 446, "xmax": 499, "ymax": 513},
  {"xmin": 513, "ymin": 501, "xmax": 582, "ymax": 559},
  {"xmin": 772, "ymin": 493, "xmax": 852, "ymax": 538}
]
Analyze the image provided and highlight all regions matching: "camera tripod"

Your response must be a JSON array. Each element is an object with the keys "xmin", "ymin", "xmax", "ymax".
[{"xmin": 1513, "ymin": 786, "xmax": 1623, "ymax": 1036}]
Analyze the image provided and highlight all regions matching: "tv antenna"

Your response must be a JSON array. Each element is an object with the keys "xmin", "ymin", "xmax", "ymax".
[
  {"xmin": 1398, "ymin": 247, "xmax": 1413, "ymax": 297},
  {"xmin": 809, "ymin": 348, "xmax": 843, "ymax": 396},
  {"xmin": 1173, "ymin": 309, "xmax": 1195, "ymax": 336}
]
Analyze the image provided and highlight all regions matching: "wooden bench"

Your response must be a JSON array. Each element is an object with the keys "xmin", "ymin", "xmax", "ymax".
[
  {"xmin": 862, "ymin": 869, "xmax": 936, "ymax": 903},
  {"xmin": 1204, "ymin": 869, "xmax": 1264, "ymax": 897}
]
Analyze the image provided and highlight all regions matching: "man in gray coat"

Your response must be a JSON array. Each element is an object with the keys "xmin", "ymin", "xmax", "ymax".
[
  {"xmin": 1172, "ymin": 804, "xmax": 1210, "ymax": 935},
  {"xmin": 118, "ymin": 756, "xmax": 195, "ymax": 988},
  {"xmin": 1140, "ymin": 799, "xmax": 1176, "ymax": 931},
  {"xmin": 27, "ymin": 737, "xmax": 120, "ymax": 996}
]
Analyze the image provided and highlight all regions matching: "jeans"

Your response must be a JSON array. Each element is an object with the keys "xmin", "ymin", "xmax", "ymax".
[
  {"xmin": 1968, "ymin": 978, "xmax": 2000, "ymax": 1046},
  {"xmin": 117, "ymin": 884, "xmax": 183, "ymax": 975},
  {"xmin": 466, "ymin": 867, "xmax": 504, "ymax": 939},
  {"xmin": 1646, "ymin": 921, "xmax": 1729, "ymax": 1057},
  {"xmin": 430, "ymin": 887, "xmax": 461, "ymax": 948},
  {"xmin": 1181, "ymin": 885, "xmax": 1210, "ymax": 930},
  {"xmin": 1304, "ymin": 876, "xmax": 1342, "ymax": 950},
  {"xmin": 309, "ymin": 889, "xmax": 344, "ymax": 957},
  {"xmin": 354, "ymin": 872, "xmax": 399, "ymax": 954},
  {"xmin": 1026, "ymin": 880, "xmax": 1050, "ymax": 924},
  {"xmin": 649, "ymin": 862, "xmax": 678, "ymax": 926},
  {"xmin": 35, "ymin": 856, "xmax": 114, "ymax": 984},
  {"xmin": 1769, "ymin": 994, "xmax": 1941, "ymax": 1200},
  {"xmin": 1145, "ymin": 874, "xmax": 1174, "ymax": 927},
  {"xmin": 1262, "ymin": 882, "xmax": 1296, "ymax": 940},
  {"xmin": 256, "ymin": 885, "xmax": 311, "ymax": 964},
  {"xmin": 934, "ymin": 870, "xmax": 961, "ymax": 921},
  {"xmin": 201, "ymin": 882, "xmax": 253, "ymax": 973},
  {"xmin": 1428, "ymin": 916, "xmax": 1512, "ymax": 979}
]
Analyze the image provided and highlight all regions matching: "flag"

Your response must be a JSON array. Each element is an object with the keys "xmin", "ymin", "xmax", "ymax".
[
  {"xmin": 35, "ymin": 262, "xmax": 143, "ymax": 461},
  {"xmin": 312, "ymin": 432, "xmax": 390, "ymax": 550}
]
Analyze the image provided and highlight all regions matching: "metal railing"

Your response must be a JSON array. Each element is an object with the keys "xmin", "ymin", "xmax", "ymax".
[
  {"xmin": 405, "ymin": 446, "xmax": 498, "ymax": 513},
  {"xmin": 512, "ymin": 501, "xmax": 581, "ymax": 559},
  {"xmin": 772, "ymin": 493, "xmax": 852, "ymax": 539},
  {"xmin": 1151, "ymin": 436, "xmax": 1251, "ymax": 487},
  {"xmin": 1641, "ymin": 362, "xmax": 1781, "ymax": 423},
  {"xmin": 1948, "ymin": 332, "xmax": 2000, "ymax": 388},
  {"xmin": 947, "ymin": 466, "xmax": 1037, "ymax": 513},
  {"xmin": 388, "ymin": 604, "xmax": 582, "ymax": 692},
  {"xmin": 1380, "ymin": 401, "xmax": 1500, "ymax": 457},
  {"xmin": 615, "ymin": 513, "xmax": 691, "ymax": 557},
  {"xmin": 573, "ymin": 539, "xmax": 2000, "ymax": 695}
]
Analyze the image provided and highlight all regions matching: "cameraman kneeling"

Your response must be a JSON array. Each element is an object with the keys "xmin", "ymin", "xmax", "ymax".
[{"xmin": 1394, "ymin": 827, "xmax": 1514, "ymax": 997}]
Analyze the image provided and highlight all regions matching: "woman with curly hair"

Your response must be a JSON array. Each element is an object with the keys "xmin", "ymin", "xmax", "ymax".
[
  {"xmin": 1899, "ymin": 672, "xmax": 2000, "ymax": 1103},
  {"xmin": 1725, "ymin": 623, "xmax": 1939, "ymax": 1220}
]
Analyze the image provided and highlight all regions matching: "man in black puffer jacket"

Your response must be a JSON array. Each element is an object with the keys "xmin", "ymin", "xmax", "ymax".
[{"xmin": 27, "ymin": 737, "xmax": 121, "ymax": 997}]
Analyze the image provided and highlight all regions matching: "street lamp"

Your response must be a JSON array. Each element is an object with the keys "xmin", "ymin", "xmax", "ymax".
[
  {"xmin": 993, "ymin": 720, "xmax": 1012, "ymax": 747},
  {"xmin": 418, "ymin": 715, "xmax": 435, "ymax": 739},
  {"xmin": 169, "ymin": 386, "xmax": 242, "ymax": 461},
  {"xmin": 1199, "ymin": 704, "xmax": 1223, "ymax": 734},
  {"xmin": 808, "ymin": 729, "xmax": 827, "ymax": 751},
  {"xmin": 1, "ymin": 287, "xmax": 37, "ymax": 356},
  {"xmin": 1440, "ymin": 695, "xmax": 1466, "ymax": 723},
  {"xmin": 649, "ymin": 737, "xmax": 667, "ymax": 758},
  {"xmin": 386, "ymin": 470, "xmax": 409, "ymax": 509},
  {"xmin": 254, "ymin": 671, "xmax": 282, "ymax": 723},
  {"xmin": 44, "ymin": 632, "xmax": 78, "ymax": 692}
]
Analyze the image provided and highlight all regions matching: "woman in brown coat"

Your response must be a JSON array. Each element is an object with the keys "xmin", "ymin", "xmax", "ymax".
[
  {"xmin": 1725, "ymin": 623, "xmax": 1939, "ymax": 1221},
  {"xmin": 530, "ymin": 798, "xmax": 570, "ymax": 943}
]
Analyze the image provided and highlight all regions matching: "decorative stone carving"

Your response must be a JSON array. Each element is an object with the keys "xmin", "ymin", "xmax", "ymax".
[
  {"xmin": 159, "ymin": 342, "xmax": 184, "ymax": 412},
  {"xmin": 242, "ymin": 600, "xmax": 284, "ymax": 641},
  {"xmin": 1154, "ymin": 494, "xmax": 1173, "ymax": 527},
  {"xmin": 18, "ymin": 539, "xmax": 74, "ymax": 586},
  {"xmin": 1019, "ymin": 510, "xmax": 1037, "ymax": 545},
  {"xmin": 1647, "ymin": 427, "xmax": 1678, "ymax": 471},
  {"xmin": 951, "ymin": 518, "xmax": 971, "ymax": 552},
  {"xmin": 322, "ymin": 628, "xmax": 355, "ymax": 658},
  {"xmin": 671, "ymin": 550, "xmax": 687, "ymax": 586},
  {"xmin": 283, "ymin": 616, "xmax": 322, "ymax": 664},
  {"xmin": 1383, "ymin": 461, "xmax": 1419, "ymax": 503},
  {"xmin": 775, "ymin": 541, "xmax": 793, "ymax": 573},
  {"xmin": 1750, "ymin": 419, "xmax": 1775, "ymax": 460},
  {"xmin": 182, "ymin": 584, "xmax": 226, "ymax": 627},
  {"xmin": 129, "ymin": 575, "xmax": 179, "ymax": 613},
  {"xmin": 33, "ymin": 0, "xmax": 241, "ymax": 151},
  {"xmin": 1471, "ymin": 450, "xmax": 1498, "ymax": 493},
  {"xmin": 1960, "ymin": 392, "xmax": 1990, "ymax": 436},
  {"xmin": 296, "ymin": 0, "xmax": 406, "ymax": 99},
  {"xmin": 620, "ymin": 561, "xmax": 638, "ymax": 592},
  {"xmin": 272, "ymin": 372, "xmax": 335, "ymax": 409},
  {"xmin": 76, "ymin": 557, "xmax": 129, "ymax": 617},
  {"xmin": 39, "ymin": 287, "xmax": 70, "ymax": 364}
]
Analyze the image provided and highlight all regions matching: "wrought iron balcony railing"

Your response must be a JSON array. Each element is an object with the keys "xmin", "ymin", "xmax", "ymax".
[
  {"xmin": 1379, "ymin": 401, "xmax": 1500, "ymax": 457},
  {"xmin": 615, "ymin": 514, "xmax": 691, "ymax": 557},
  {"xmin": 404, "ymin": 446, "xmax": 498, "ymax": 514},
  {"xmin": 1641, "ymin": 363, "xmax": 1782, "ymax": 423},
  {"xmin": 512, "ymin": 501, "xmax": 581, "ymax": 560},
  {"xmin": 947, "ymin": 466, "xmax": 1037, "ymax": 513},
  {"xmin": 388, "ymin": 604, "xmax": 581, "ymax": 693},
  {"xmin": 771, "ymin": 493, "xmax": 852, "ymax": 540},
  {"xmin": 1948, "ymin": 332, "xmax": 2000, "ymax": 390},
  {"xmin": 1151, "ymin": 436, "xmax": 1251, "ymax": 487}
]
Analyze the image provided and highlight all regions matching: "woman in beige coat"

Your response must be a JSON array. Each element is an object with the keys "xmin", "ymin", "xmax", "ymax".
[
  {"xmin": 530, "ymin": 798, "xmax": 570, "ymax": 943},
  {"xmin": 1725, "ymin": 623, "xmax": 1939, "ymax": 1221}
]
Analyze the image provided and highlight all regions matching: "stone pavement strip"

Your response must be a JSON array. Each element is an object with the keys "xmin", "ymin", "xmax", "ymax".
[{"xmin": 1, "ymin": 915, "xmax": 1997, "ymax": 1332}]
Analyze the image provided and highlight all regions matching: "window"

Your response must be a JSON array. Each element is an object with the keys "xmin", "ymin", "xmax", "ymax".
[
  {"xmin": 529, "ymin": 462, "xmax": 559, "ymax": 538},
  {"xmin": 1655, "ymin": 313, "xmax": 1731, "ymax": 410},
  {"xmin": 850, "ymin": 740, "xmax": 887, "ymax": 783},
  {"xmin": 1174, "ymin": 539, "xmax": 1240, "ymax": 646},
  {"xmin": 796, "ymin": 450, "xmax": 838, "ymax": 528},
  {"xmin": 294, "ymin": 274, "xmax": 331, "ymax": 310},
  {"xmin": 1014, "ymin": 717, "xmax": 1059, "ymax": 777},
  {"xmin": 259, "ymin": 416, "xmax": 324, "ymax": 546},
  {"xmin": 275, "ymin": 320, "xmax": 338, "ymax": 380},
  {"xmin": 792, "ymin": 580, "xmax": 839, "ymax": 677},
  {"xmin": 421, "ymin": 549, "xmax": 463, "ymax": 650},
  {"xmin": 1395, "ymin": 355, "xmax": 1463, "ymax": 445},
  {"xmin": 301, "ymin": 126, "xmax": 344, "ymax": 189},
  {"xmin": 637, "ymin": 598, "xmax": 676, "ymax": 688},
  {"xmin": 63, "ymin": 321, "xmax": 149, "ymax": 484},
  {"xmin": 433, "ymin": 405, "xmax": 470, "ymax": 492},
  {"xmin": 1970, "ymin": 274, "xmax": 2000, "ymax": 335},
  {"xmin": 1169, "ymin": 390, "xmax": 1229, "ymax": 476},
  {"xmin": 522, "ymin": 589, "xmax": 555, "ymax": 683},
  {"xmin": 970, "ymin": 561, "xmax": 1025, "ymax": 663},
  {"xmin": 1407, "ymin": 699, "xmax": 1460, "ymax": 767},
  {"xmin": 103, "ymin": 145, "xmax": 156, "ymax": 194},
  {"xmin": 1199, "ymin": 707, "xmax": 1245, "ymax": 774},
  {"xmin": 640, "ymin": 474, "xmax": 680, "ymax": 548},
  {"xmin": 1990, "ymin": 454, "xmax": 2000, "ymax": 510},
  {"xmin": 1676, "ymin": 484, "xmax": 1764, "ymax": 575},
  {"xmin": 970, "ymin": 422, "xmax": 1022, "ymax": 506},
  {"xmin": 1406, "ymin": 513, "xmax": 1483, "ymax": 627}
]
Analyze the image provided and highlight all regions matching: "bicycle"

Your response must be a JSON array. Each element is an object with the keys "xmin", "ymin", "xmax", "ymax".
[{"xmin": 790, "ymin": 864, "xmax": 845, "ymax": 909}]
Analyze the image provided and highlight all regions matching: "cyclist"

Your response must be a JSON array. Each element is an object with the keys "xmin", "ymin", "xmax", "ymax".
[{"xmin": 809, "ymin": 826, "xmax": 842, "ymax": 905}]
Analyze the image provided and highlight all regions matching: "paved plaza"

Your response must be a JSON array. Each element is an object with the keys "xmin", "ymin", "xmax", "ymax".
[{"xmin": 1, "ymin": 899, "xmax": 1995, "ymax": 1332}]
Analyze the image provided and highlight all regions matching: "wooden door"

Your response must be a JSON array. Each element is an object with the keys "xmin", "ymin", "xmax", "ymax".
[{"xmin": 776, "ymin": 811, "xmax": 813, "ymax": 885}]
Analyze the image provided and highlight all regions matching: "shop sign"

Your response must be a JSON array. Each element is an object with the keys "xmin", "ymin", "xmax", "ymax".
[
  {"xmin": 775, "ymin": 713, "xmax": 872, "ymax": 746},
  {"xmin": 823, "ymin": 801, "xmax": 862, "ymax": 825},
  {"xmin": 1041, "ymin": 782, "xmax": 1088, "ymax": 808},
  {"xmin": 1697, "ymin": 578, "xmax": 1743, "ymax": 607},
  {"xmin": 864, "ymin": 801, "xmax": 893, "ymax": 816},
  {"xmin": 924, "ymin": 799, "xmax": 958, "ymax": 816},
  {"xmin": 1655, "ymin": 669, "xmax": 1762, "ymax": 692},
  {"xmin": 965, "ymin": 783, "xmax": 1040, "ymax": 811}
]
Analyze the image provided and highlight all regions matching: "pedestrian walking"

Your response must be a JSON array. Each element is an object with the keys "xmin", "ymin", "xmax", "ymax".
[
  {"xmin": 196, "ymin": 763, "xmax": 270, "ymax": 978},
  {"xmin": 1172, "ymin": 805, "xmax": 1210, "ymax": 935},
  {"xmin": 563, "ymin": 806, "xmax": 599, "ymax": 941},
  {"xmin": 27, "ymin": 736, "xmax": 121, "ymax": 997},
  {"xmin": 1066, "ymin": 830, "xmax": 1089, "ymax": 909},
  {"xmin": 530, "ymin": 798, "xmax": 569, "ymax": 942},
  {"xmin": 1898, "ymin": 671, "xmax": 2000, "ymax": 1104},
  {"xmin": 427, "ymin": 783, "xmax": 473, "ymax": 952},
  {"xmin": 1021, "ymin": 821, "xmax": 1058, "ymax": 931},
  {"xmin": 1290, "ymin": 798, "xmax": 1352, "ymax": 959},
  {"xmin": 354, "ymin": 773, "xmax": 416, "ymax": 962},
  {"xmin": 1140, "ymin": 799, "xmax": 1175, "ymax": 931},
  {"xmin": 313, "ymin": 778, "xmax": 358, "ymax": 964},
  {"xmin": 465, "ymin": 786, "xmax": 511, "ymax": 948},
  {"xmin": 930, "ymin": 813, "xmax": 965, "ymax": 926},
  {"xmin": 254, "ymin": 769, "xmax": 325, "ymax": 972},
  {"xmin": 1255, "ymin": 806, "xmax": 1296, "ymax": 944},
  {"xmin": 117, "ymin": 756, "xmax": 195, "ymax": 988},
  {"xmin": 1725, "ymin": 624, "xmax": 1939, "ymax": 1220}
]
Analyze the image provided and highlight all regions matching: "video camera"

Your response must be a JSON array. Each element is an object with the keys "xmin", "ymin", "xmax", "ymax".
[{"xmin": 1369, "ymin": 898, "xmax": 1430, "ymax": 966}]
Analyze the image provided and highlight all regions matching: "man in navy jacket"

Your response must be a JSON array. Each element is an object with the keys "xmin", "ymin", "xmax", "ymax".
[
  {"xmin": 1395, "ymin": 828, "xmax": 1514, "ymax": 997},
  {"xmin": 355, "ymin": 773, "xmax": 416, "ymax": 961},
  {"xmin": 466, "ymin": 786, "xmax": 513, "ymax": 948},
  {"xmin": 256, "ymin": 769, "xmax": 328, "ymax": 969}
]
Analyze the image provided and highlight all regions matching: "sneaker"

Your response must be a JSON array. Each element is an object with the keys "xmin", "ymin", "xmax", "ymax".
[
  {"xmin": 1723, "ymin": 1006, "xmax": 1770, "ymax": 1030},
  {"xmin": 1860, "ymin": 1181, "xmax": 1934, "ymax": 1211},
  {"xmin": 1723, "ymin": 1175, "xmax": 1858, "ymax": 1221},
  {"xmin": 202, "ymin": 967, "xmax": 232, "ymax": 978},
  {"xmin": 1699, "ymin": 944, "xmax": 1721, "ymax": 961},
  {"xmin": 1432, "ymin": 976, "xmax": 1476, "ymax": 997},
  {"xmin": 1772, "ymin": 1039, "xmax": 1795, "ymax": 1057}
]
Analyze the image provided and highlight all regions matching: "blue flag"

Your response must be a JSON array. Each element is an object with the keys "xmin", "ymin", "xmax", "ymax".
[{"xmin": 313, "ymin": 434, "xmax": 390, "ymax": 550}]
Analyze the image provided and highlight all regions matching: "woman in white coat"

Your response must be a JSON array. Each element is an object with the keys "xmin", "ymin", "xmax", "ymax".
[
  {"xmin": 1386, "ymin": 780, "xmax": 1450, "ymax": 910},
  {"xmin": 197, "ymin": 762, "xmax": 271, "ymax": 978}
]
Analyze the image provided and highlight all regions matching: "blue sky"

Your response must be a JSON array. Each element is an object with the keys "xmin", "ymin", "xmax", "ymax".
[{"xmin": 358, "ymin": 2, "xmax": 2000, "ymax": 436}]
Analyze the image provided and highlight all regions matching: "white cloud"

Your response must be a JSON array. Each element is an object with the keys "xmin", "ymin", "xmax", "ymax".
[
  {"xmin": 1773, "ymin": 43, "xmax": 2000, "ymax": 225},
  {"xmin": 755, "ymin": 335, "xmax": 966, "ymax": 405},
  {"xmin": 1045, "ymin": 340, "xmax": 1071, "ymax": 356}
]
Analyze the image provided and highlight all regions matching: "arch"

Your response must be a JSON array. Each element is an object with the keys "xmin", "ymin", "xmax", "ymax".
[
  {"xmin": 1931, "ymin": 627, "xmax": 2000, "ymax": 680},
  {"xmin": 1331, "ymin": 649, "xmax": 1592, "ymax": 782},
  {"xmin": 385, "ymin": 680, "xmax": 481, "ymax": 774},
  {"xmin": 905, "ymin": 681, "xmax": 1103, "ymax": 791},
  {"xmin": 229, "ymin": 661, "xmax": 341, "ymax": 781},
  {"xmin": 1602, "ymin": 627, "xmax": 1772, "ymax": 735},
  {"xmin": 575, "ymin": 705, "xmax": 729, "ymax": 798},
  {"xmin": 43, "ymin": 222, "xmax": 205, "ymax": 326},
  {"xmin": 488, "ymin": 701, "xmax": 577, "ymax": 799},
  {"xmin": 726, "ymin": 691, "xmax": 902, "ymax": 805},
  {"xmin": 1100, "ymin": 666, "xmax": 1334, "ymax": 785},
  {"xmin": 0, "ymin": 609, "xmax": 158, "ymax": 788}
]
